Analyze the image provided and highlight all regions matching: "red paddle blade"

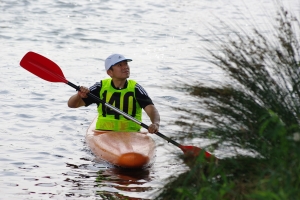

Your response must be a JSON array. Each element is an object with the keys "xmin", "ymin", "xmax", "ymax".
[
  {"xmin": 180, "ymin": 145, "xmax": 213, "ymax": 159},
  {"xmin": 20, "ymin": 51, "xmax": 67, "ymax": 83}
]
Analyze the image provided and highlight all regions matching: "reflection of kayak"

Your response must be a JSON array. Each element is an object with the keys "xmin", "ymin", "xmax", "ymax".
[
  {"xmin": 95, "ymin": 168, "xmax": 151, "ymax": 199},
  {"xmin": 86, "ymin": 117, "xmax": 156, "ymax": 168}
]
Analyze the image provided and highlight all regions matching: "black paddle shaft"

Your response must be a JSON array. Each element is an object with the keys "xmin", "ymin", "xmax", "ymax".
[{"xmin": 67, "ymin": 81, "xmax": 181, "ymax": 148}]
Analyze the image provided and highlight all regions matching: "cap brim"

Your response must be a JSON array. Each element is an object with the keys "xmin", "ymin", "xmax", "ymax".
[{"xmin": 112, "ymin": 59, "xmax": 132, "ymax": 66}]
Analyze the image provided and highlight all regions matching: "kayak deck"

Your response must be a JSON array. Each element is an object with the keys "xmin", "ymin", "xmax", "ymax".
[{"xmin": 86, "ymin": 117, "xmax": 156, "ymax": 168}]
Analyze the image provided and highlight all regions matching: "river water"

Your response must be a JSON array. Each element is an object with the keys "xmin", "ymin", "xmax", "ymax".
[{"xmin": 1, "ymin": 0, "xmax": 299, "ymax": 199}]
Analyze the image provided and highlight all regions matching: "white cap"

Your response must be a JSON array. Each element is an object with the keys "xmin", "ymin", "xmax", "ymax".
[{"xmin": 104, "ymin": 54, "xmax": 132, "ymax": 71}]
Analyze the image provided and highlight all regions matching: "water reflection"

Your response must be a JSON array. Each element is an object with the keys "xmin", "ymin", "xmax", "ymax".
[
  {"xmin": 95, "ymin": 168, "xmax": 152, "ymax": 199},
  {"xmin": 65, "ymin": 161, "xmax": 154, "ymax": 199}
]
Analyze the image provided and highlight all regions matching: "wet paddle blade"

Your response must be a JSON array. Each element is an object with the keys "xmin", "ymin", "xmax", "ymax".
[
  {"xmin": 180, "ymin": 145, "xmax": 214, "ymax": 160},
  {"xmin": 155, "ymin": 132, "xmax": 216, "ymax": 160},
  {"xmin": 20, "ymin": 51, "xmax": 67, "ymax": 83}
]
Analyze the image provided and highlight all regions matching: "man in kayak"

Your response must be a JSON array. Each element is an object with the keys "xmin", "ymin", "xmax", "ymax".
[{"xmin": 67, "ymin": 54, "xmax": 160, "ymax": 134}]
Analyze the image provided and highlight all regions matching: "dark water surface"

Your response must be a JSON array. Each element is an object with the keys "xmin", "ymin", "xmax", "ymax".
[{"xmin": 1, "ymin": 0, "xmax": 298, "ymax": 199}]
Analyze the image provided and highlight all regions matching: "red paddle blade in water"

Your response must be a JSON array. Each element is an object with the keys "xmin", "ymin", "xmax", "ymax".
[
  {"xmin": 180, "ymin": 145, "xmax": 214, "ymax": 159},
  {"xmin": 155, "ymin": 132, "xmax": 216, "ymax": 161},
  {"xmin": 20, "ymin": 51, "xmax": 67, "ymax": 83}
]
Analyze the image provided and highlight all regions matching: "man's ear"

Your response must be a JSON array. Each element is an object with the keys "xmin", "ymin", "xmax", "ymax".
[{"xmin": 107, "ymin": 69, "xmax": 112, "ymax": 77}]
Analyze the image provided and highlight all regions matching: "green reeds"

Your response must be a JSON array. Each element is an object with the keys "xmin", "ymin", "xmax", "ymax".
[{"xmin": 158, "ymin": 7, "xmax": 300, "ymax": 200}]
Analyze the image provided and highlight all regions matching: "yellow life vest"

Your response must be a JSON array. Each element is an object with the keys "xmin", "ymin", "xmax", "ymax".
[{"xmin": 96, "ymin": 78, "xmax": 142, "ymax": 131}]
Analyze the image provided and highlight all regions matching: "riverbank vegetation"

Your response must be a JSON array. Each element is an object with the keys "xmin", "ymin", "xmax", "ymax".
[{"xmin": 157, "ymin": 7, "xmax": 300, "ymax": 200}]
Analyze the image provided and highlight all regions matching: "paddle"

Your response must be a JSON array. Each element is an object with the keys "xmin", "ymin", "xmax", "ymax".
[{"xmin": 20, "ymin": 51, "xmax": 215, "ymax": 160}]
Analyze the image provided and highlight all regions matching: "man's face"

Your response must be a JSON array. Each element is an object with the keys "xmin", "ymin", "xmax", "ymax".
[{"xmin": 107, "ymin": 61, "xmax": 130, "ymax": 79}]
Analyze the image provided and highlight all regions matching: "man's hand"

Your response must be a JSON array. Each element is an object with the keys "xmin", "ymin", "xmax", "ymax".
[
  {"xmin": 148, "ymin": 123, "xmax": 159, "ymax": 134},
  {"xmin": 68, "ymin": 86, "xmax": 89, "ymax": 108},
  {"xmin": 78, "ymin": 86, "xmax": 90, "ymax": 98}
]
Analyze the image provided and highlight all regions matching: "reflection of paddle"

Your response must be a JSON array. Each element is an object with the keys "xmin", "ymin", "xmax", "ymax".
[{"xmin": 19, "ymin": 51, "xmax": 216, "ymax": 160}]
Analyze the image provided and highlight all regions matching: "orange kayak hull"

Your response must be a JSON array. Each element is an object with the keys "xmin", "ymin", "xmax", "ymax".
[{"xmin": 86, "ymin": 117, "xmax": 156, "ymax": 168}]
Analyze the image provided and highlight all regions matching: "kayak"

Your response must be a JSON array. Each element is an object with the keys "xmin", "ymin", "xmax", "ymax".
[{"xmin": 85, "ymin": 117, "xmax": 156, "ymax": 168}]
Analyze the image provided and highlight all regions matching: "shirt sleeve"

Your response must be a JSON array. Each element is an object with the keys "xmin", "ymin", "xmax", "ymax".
[
  {"xmin": 135, "ymin": 83, "xmax": 154, "ymax": 108},
  {"xmin": 82, "ymin": 81, "xmax": 102, "ymax": 107}
]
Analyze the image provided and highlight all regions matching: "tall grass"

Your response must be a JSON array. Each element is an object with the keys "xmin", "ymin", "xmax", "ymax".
[{"xmin": 157, "ymin": 7, "xmax": 300, "ymax": 200}]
